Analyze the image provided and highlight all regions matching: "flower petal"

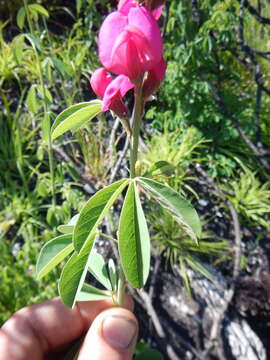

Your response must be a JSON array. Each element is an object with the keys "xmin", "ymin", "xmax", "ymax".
[
  {"xmin": 152, "ymin": 5, "xmax": 163, "ymax": 20},
  {"xmin": 128, "ymin": 7, "xmax": 162, "ymax": 70},
  {"xmin": 142, "ymin": 57, "xmax": 166, "ymax": 98},
  {"xmin": 102, "ymin": 75, "xmax": 134, "ymax": 115},
  {"xmin": 90, "ymin": 68, "xmax": 113, "ymax": 98},
  {"xmin": 98, "ymin": 11, "xmax": 127, "ymax": 71},
  {"xmin": 110, "ymin": 29, "xmax": 146, "ymax": 79},
  {"xmin": 118, "ymin": 0, "xmax": 137, "ymax": 14}
]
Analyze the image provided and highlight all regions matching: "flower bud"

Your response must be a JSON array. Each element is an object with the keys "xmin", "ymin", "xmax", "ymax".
[
  {"xmin": 98, "ymin": 6, "xmax": 163, "ymax": 81},
  {"xmin": 90, "ymin": 68, "xmax": 134, "ymax": 118}
]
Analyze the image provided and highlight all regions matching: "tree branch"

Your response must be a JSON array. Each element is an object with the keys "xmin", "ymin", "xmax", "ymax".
[{"xmin": 237, "ymin": 0, "xmax": 270, "ymax": 25}]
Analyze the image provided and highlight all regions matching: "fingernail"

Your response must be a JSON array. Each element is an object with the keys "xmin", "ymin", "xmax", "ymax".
[{"xmin": 102, "ymin": 315, "xmax": 137, "ymax": 349}]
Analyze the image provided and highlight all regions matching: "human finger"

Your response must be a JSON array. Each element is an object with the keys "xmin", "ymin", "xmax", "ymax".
[
  {"xmin": 78, "ymin": 307, "xmax": 138, "ymax": 360},
  {"xmin": 0, "ymin": 295, "xmax": 133, "ymax": 360}
]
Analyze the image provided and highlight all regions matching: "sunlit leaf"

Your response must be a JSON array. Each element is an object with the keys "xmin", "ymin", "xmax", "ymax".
[
  {"xmin": 74, "ymin": 179, "xmax": 129, "ymax": 253},
  {"xmin": 51, "ymin": 56, "xmax": 70, "ymax": 78},
  {"xmin": 58, "ymin": 214, "xmax": 79, "ymax": 234},
  {"xmin": 13, "ymin": 35, "xmax": 25, "ymax": 64},
  {"xmin": 51, "ymin": 101, "xmax": 102, "ymax": 140},
  {"xmin": 24, "ymin": 33, "xmax": 41, "ymax": 51},
  {"xmin": 138, "ymin": 177, "xmax": 201, "ymax": 242},
  {"xmin": 36, "ymin": 234, "xmax": 73, "ymax": 280},
  {"xmin": 76, "ymin": 283, "xmax": 110, "ymax": 301},
  {"xmin": 88, "ymin": 252, "xmax": 112, "ymax": 291},
  {"xmin": 17, "ymin": 7, "xmax": 25, "ymax": 29},
  {"xmin": 118, "ymin": 181, "xmax": 150, "ymax": 288},
  {"xmin": 26, "ymin": 84, "xmax": 38, "ymax": 114},
  {"xmin": 185, "ymin": 256, "xmax": 214, "ymax": 281},
  {"xmin": 29, "ymin": 4, "xmax": 49, "ymax": 18},
  {"xmin": 51, "ymin": 102, "xmax": 93, "ymax": 133},
  {"xmin": 58, "ymin": 235, "xmax": 95, "ymax": 308},
  {"xmin": 143, "ymin": 161, "xmax": 175, "ymax": 177}
]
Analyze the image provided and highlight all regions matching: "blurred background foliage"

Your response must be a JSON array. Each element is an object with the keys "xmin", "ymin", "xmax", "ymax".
[{"xmin": 0, "ymin": 0, "xmax": 270, "ymax": 326}]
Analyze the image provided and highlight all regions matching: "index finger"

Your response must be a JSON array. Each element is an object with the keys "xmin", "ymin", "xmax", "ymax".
[{"xmin": 0, "ymin": 296, "xmax": 133, "ymax": 360}]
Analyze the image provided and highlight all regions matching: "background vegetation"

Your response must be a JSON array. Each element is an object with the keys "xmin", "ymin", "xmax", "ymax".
[{"xmin": 1, "ymin": 0, "xmax": 270, "ymax": 357}]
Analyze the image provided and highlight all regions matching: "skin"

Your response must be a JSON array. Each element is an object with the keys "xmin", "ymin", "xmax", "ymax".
[{"xmin": 0, "ymin": 296, "xmax": 138, "ymax": 360}]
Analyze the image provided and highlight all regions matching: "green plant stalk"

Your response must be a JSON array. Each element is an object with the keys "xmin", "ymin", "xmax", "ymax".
[
  {"xmin": 116, "ymin": 80, "xmax": 143, "ymax": 306},
  {"xmin": 23, "ymin": 0, "xmax": 34, "ymax": 35},
  {"xmin": 23, "ymin": 0, "xmax": 56, "ymax": 207},
  {"xmin": 130, "ymin": 80, "xmax": 143, "ymax": 178},
  {"xmin": 116, "ymin": 266, "xmax": 126, "ymax": 307}
]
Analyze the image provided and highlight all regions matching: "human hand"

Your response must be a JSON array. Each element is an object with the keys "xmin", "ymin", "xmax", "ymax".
[{"xmin": 0, "ymin": 296, "xmax": 138, "ymax": 360}]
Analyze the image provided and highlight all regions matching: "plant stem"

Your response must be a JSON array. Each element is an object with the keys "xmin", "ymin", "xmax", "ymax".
[
  {"xmin": 117, "ymin": 265, "xmax": 126, "ymax": 306},
  {"xmin": 130, "ymin": 80, "xmax": 143, "ymax": 178},
  {"xmin": 23, "ymin": 0, "xmax": 34, "ymax": 35},
  {"xmin": 23, "ymin": 0, "xmax": 56, "ymax": 207},
  {"xmin": 117, "ymin": 79, "xmax": 143, "ymax": 307}
]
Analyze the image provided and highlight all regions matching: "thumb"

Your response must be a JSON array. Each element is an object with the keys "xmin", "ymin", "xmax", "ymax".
[{"xmin": 78, "ymin": 307, "xmax": 138, "ymax": 360}]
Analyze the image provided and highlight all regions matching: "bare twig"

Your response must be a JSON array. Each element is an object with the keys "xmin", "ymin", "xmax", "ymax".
[
  {"xmin": 52, "ymin": 145, "xmax": 97, "ymax": 193},
  {"xmin": 199, "ymin": 72, "xmax": 270, "ymax": 171},
  {"xmin": 109, "ymin": 136, "xmax": 130, "ymax": 184},
  {"xmin": 195, "ymin": 164, "xmax": 242, "ymax": 358},
  {"xmin": 254, "ymin": 84, "xmax": 262, "ymax": 143},
  {"xmin": 238, "ymin": 1, "xmax": 270, "ymax": 97},
  {"xmin": 252, "ymin": 48, "xmax": 270, "ymax": 60},
  {"xmin": 108, "ymin": 117, "xmax": 120, "ymax": 168},
  {"xmin": 135, "ymin": 288, "xmax": 205, "ymax": 360},
  {"xmin": 237, "ymin": 0, "xmax": 270, "ymax": 25}
]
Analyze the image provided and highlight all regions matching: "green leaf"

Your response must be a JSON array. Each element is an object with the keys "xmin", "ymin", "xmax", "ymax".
[
  {"xmin": 76, "ymin": 283, "xmax": 110, "ymax": 301},
  {"xmin": 51, "ymin": 101, "xmax": 102, "ymax": 141},
  {"xmin": 36, "ymin": 234, "xmax": 74, "ymax": 280},
  {"xmin": 13, "ymin": 35, "xmax": 25, "ymax": 64},
  {"xmin": 24, "ymin": 33, "xmax": 41, "ymax": 51},
  {"xmin": 143, "ymin": 161, "xmax": 175, "ymax": 177},
  {"xmin": 37, "ymin": 85, "xmax": 53, "ymax": 104},
  {"xmin": 26, "ymin": 85, "xmax": 39, "ymax": 114},
  {"xmin": 58, "ymin": 235, "xmax": 95, "ymax": 308},
  {"xmin": 74, "ymin": 179, "xmax": 129, "ymax": 253},
  {"xmin": 185, "ymin": 256, "xmax": 214, "ymax": 281},
  {"xmin": 88, "ymin": 252, "xmax": 112, "ymax": 291},
  {"xmin": 138, "ymin": 177, "xmax": 201, "ymax": 241},
  {"xmin": 135, "ymin": 349, "xmax": 164, "ymax": 360},
  {"xmin": 29, "ymin": 4, "xmax": 49, "ymax": 18},
  {"xmin": 58, "ymin": 214, "xmax": 79, "ymax": 234},
  {"xmin": 51, "ymin": 102, "xmax": 93, "ymax": 134},
  {"xmin": 119, "ymin": 181, "xmax": 150, "ymax": 289},
  {"xmin": 179, "ymin": 257, "xmax": 191, "ymax": 294},
  {"xmin": 51, "ymin": 56, "xmax": 71, "ymax": 78},
  {"xmin": 17, "ymin": 7, "xmax": 26, "ymax": 29}
]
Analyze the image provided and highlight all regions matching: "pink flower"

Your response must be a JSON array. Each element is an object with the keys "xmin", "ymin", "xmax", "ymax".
[
  {"xmin": 151, "ymin": 6, "xmax": 163, "ymax": 20},
  {"xmin": 142, "ymin": 57, "xmax": 166, "ymax": 99},
  {"xmin": 118, "ymin": 0, "xmax": 163, "ymax": 20},
  {"xmin": 90, "ymin": 68, "xmax": 112, "ymax": 99},
  {"xmin": 90, "ymin": 68, "xmax": 134, "ymax": 118},
  {"xmin": 98, "ymin": 6, "xmax": 163, "ymax": 81}
]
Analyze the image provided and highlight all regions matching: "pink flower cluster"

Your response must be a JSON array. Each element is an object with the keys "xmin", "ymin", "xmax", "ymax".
[{"xmin": 90, "ymin": 0, "xmax": 166, "ymax": 118}]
